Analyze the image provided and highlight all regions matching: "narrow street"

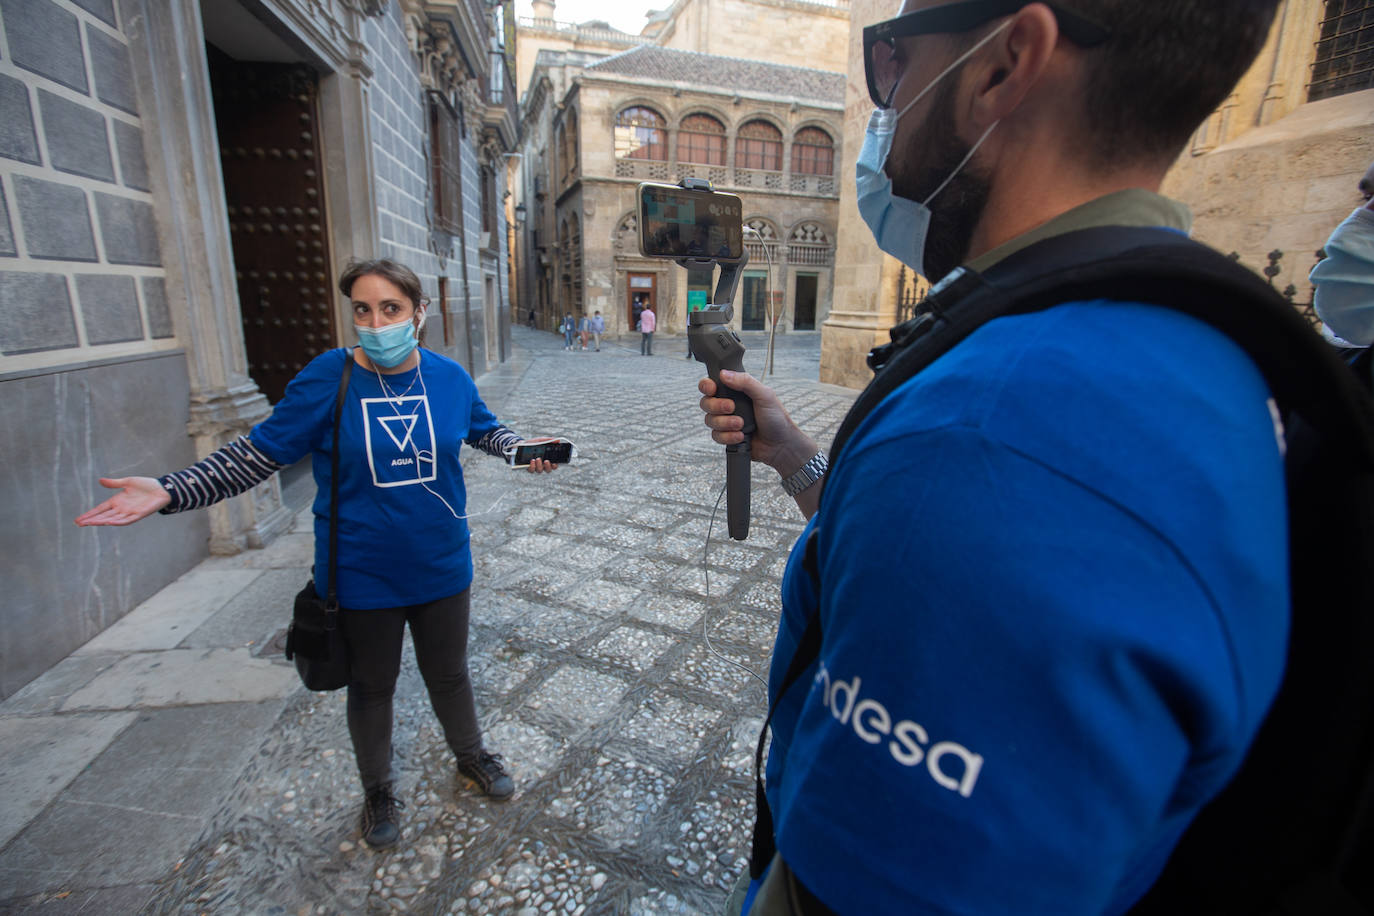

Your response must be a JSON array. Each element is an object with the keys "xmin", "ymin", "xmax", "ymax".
[{"xmin": 1, "ymin": 327, "xmax": 858, "ymax": 915}]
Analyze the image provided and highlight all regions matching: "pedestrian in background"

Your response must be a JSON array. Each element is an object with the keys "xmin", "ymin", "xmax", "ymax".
[
  {"xmin": 639, "ymin": 303, "xmax": 656, "ymax": 356},
  {"xmin": 578, "ymin": 313, "xmax": 590, "ymax": 350},
  {"xmin": 76, "ymin": 258, "xmax": 558, "ymax": 851},
  {"xmin": 561, "ymin": 312, "xmax": 575, "ymax": 350},
  {"xmin": 591, "ymin": 310, "xmax": 605, "ymax": 351}
]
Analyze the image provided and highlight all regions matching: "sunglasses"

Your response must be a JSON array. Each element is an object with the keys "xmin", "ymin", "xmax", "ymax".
[{"xmin": 864, "ymin": 0, "xmax": 1111, "ymax": 109}]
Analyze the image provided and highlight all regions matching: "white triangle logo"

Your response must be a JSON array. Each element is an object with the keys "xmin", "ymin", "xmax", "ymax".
[{"xmin": 378, "ymin": 414, "xmax": 418, "ymax": 451}]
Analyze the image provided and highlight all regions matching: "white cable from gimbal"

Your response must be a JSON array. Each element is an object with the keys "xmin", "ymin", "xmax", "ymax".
[{"xmin": 743, "ymin": 224, "xmax": 781, "ymax": 380}]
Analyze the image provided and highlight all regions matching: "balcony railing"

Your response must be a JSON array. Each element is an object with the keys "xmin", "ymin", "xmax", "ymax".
[
  {"xmin": 788, "ymin": 244, "xmax": 833, "ymax": 266},
  {"xmin": 733, "ymin": 167, "xmax": 785, "ymax": 190},
  {"xmin": 615, "ymin": 158, "xmax": 671, "ymax": 181},
  {"xmin": 607, "ymin": 160, "xmax": 839, "ymax": 198}
]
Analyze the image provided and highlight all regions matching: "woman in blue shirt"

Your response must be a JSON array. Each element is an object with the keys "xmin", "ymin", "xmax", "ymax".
[{"xmin": 77, "ymin": 259, "xmax": 556, "ymax": 849}]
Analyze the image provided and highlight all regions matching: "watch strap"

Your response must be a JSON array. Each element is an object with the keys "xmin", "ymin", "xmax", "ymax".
[{"xmin": 780, "ymin": 451, "xmax": 828, "ymax": 497}]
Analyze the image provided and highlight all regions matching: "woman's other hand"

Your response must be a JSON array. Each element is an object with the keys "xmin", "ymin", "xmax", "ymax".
[
  {"xmin": 526, "ymin": 458, "xmax": 557, "ymax": 473},
  {"xmin": 74, "ymin": 476, "xmax": 171, "ymax": 526}
]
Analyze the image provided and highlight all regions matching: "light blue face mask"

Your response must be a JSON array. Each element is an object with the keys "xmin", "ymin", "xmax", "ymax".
[
  {"xmin": 855, "ymin": 20, "xmax": 1010, "ymax": 279},
  {"xmin": 356, "ymin": 315, "xmax": 421, "ymax": 368},
  {"xmin": 1312, "ymin": 207, "xmax": 1374, "ymax": 347}
]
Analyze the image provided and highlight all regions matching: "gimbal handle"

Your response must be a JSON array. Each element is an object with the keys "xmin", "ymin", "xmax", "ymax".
[{"xmin": 685, "ymin": 249, "xmax": 753, "ymax": 540}]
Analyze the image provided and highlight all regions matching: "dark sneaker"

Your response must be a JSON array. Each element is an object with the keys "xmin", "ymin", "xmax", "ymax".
[
  {"xmin": 457, "ymin": 751, "xmax": 515, "ymax": 800},
  {"xmin": 360, "ymin": 783, "xmax": 404, "ymax": 848}
]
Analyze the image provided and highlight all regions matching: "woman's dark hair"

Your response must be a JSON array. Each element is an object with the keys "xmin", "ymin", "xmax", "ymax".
[
  {"xmin": 338, "ymin": 258, "xmax": 427, "ymax": 312},
  {"xmin": 1051, "ymin": 0, "xmax": 1281, "ymax": 168}
]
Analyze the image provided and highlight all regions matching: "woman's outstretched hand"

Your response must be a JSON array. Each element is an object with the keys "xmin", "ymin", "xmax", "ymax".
[{"xmin": 74, "ymin": 477, "xmax": 171, "ymax": 527}]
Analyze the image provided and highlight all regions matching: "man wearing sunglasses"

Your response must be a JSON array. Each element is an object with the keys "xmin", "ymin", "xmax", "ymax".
[{"xmin": 701, "ymin": 1, "xmax": 1288, "ymax": 913}]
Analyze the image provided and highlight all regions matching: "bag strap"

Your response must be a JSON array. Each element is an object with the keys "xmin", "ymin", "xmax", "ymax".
[
  {"xmin": 750, "ymin": 529, "xmax": 822, "ymax": 880},
  {"xmin": 830, "ymin": 227, "xmax": 1374, "ymax": 477},
  {"xmin": 325, "ymin": 354, "xmax": 354, "ymax": 623}
]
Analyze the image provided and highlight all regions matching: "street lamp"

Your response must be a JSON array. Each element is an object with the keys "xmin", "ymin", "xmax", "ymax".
[{"xmin": 514, "ymin": 203, "xmax": 527, "ymax": 226}]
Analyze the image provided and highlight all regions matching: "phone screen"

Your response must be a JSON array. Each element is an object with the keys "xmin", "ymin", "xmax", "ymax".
[
  {"xmin": 638, "ymin": 184, "xmax": 743, "ymax": 260},
  {"xmin": 513, "ymin": 441, "xmax": 573, "ymax": 466}
]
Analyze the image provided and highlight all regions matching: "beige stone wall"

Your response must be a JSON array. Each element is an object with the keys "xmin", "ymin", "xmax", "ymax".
[
  {"xmin": 514, "ymin": 25, "xmax": 639, "ymax": 101},
  {"xmin": 655, "ymin": 0, "xmax": 850, "ymax": 74},
  {"xmin": 820, "ymin": 0, "xmax": 902, "ymax": 390},
  {"xmin": 1161, "ymin": 0, "xmax": 1374, "ymax": 302}
]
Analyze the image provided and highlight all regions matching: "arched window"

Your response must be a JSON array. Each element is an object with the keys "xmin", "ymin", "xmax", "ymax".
[
  {"xmin": 678, "ymin": 113, "xmax": 726, "ymax": 166},
  {"xmin": 736, "ymin": 119, "xmax": 782, "ymax": 171},
  {"xmin": 791, "ymin": 127, "xmax": 834, "ymax": 176},
  {"xmin": 615, "ymin": 106, "xmax": 667, "ymax": 161}
]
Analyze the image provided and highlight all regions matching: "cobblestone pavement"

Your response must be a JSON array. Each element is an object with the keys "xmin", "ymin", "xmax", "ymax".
[{"xmin": 126, "ymin": 327, "xmax": 856, "ymax": 915}]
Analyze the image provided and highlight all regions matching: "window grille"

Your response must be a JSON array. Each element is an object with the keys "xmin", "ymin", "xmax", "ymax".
[
  {"xmin": 428, "ymin": 93, "xmax": 462, "ymax": 235},
  {"xmin": 1309, "ymin": 0, "xmax": 1374, "ymax": 101},
  {"xmin": 791, "ymin": 127, "xmax": 834, "ymax": 176},
  {"xmin": 736, "ymin": 120, "xmax": 782, "ymax": 172},
  {"xmin": 679, "ymin": 113, "xmax": 726, "ymax": 166}
]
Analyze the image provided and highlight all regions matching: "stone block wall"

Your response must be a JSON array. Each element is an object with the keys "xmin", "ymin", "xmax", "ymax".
[
  {"xmin": 0, "ymin": 0, "xmax": 206, "ymax": 699},
  {"xmin": 363, "ymin": 5, "xmax": 506, "ymax": 379},
  {"xmin": 0, "ymin": 0, "xmax": 172, "ymax": 369}
]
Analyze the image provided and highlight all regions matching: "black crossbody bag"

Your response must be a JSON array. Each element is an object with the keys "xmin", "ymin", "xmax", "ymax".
[{"xmin": 284, "ymin": 356, "xmax": 354, "ymax": 692}]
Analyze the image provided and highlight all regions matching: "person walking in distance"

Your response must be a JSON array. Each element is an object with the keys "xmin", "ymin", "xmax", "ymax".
[
  {"xmin": 591, "ymin": 310, "xmax": 605, "ymax": 351},
  {"xmin": 639, "ymin": 303, "xmax": 656, "ymax": 355},
  {"xmin": 561, "ymin": 311, "xmax": 575, "ymax": 350},
  {"xmin": 76, "ymin": 259, "xmax": 559, "ymax": 851}
]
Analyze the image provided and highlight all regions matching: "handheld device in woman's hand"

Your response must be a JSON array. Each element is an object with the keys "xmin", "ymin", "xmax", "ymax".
[{"xmin": 507, "ymin": 439, "xmax": 574, "ymax": 468}]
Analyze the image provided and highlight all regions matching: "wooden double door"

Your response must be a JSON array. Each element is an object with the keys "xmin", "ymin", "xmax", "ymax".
[{"xmin": 209, "ymin": 49, "xmax": 335, "ymax": 404}]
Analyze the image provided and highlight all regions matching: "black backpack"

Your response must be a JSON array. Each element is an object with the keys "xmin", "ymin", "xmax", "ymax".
[{"xmin": 752, "ymin": 226, "xmax": 1374, "ymax": 914}]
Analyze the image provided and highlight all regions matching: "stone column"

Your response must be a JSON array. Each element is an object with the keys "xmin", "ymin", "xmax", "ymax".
[
  {"xmin": 117, "ymin": 0, "xmax": 292, "ymax": 553},
  {"xmin": 819, "ymin": 0, "xmax": 905, "ymax": 390},
  {"xmin": 319, "ymin": 46, "xmax": 381, "ymax": 309}
]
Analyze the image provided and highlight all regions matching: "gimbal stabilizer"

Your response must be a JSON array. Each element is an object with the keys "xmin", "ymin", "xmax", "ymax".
[{"xmin": 675, "ymin": 181, "xmax": 754, "ymax": 540}]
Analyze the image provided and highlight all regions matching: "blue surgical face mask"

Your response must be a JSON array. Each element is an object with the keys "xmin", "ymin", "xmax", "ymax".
[
  {"xmin": 1312, "ymin": 207, "xmax": 1374, "ymax": 347},
  {"xmin": 356, "ymin": 316, "xmax": 419, "ymax": 368},
  {"xmin": 856, "ymin": 20, "xmax": 1010, "ymax": 279}
]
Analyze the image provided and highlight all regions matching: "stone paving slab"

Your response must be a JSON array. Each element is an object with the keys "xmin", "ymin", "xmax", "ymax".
[
  {"xmin": 61, "ymin": 648, "xmax": 300, "ymax": 710},
  {"xmin": 0, "ymin": 327, "xmax": 857, "ymax": 915},
  {"xmin": 0, "ymin": 713, "xmax": 137, "ymax": 850},
  {"xmin": 72, "ymin": 569, "xmax": 263, "ymax": 654}
]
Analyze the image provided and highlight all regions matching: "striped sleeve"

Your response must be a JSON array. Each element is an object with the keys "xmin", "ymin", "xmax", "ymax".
[
  {"xmin": 471, "ymin": 425, "xmax": 521, "ymax": 459},
  {"xmin": 156, "ymin": 436, "xmax": 285, "ymax": 513}
]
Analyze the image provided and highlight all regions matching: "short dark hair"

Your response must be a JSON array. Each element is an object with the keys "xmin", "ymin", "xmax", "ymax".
[
  {"xmin": 337, "ymin": 258, "xmax": 426, "ymax": 311},
  {"xmin": 1053, "ymin": 0, "xmax": 1280, "ymax": 167}
]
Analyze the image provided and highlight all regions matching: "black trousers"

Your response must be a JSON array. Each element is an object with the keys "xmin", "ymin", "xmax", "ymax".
[{"xmin": 340, "ymin": 589, "xmax": 482, "ymax": 791}]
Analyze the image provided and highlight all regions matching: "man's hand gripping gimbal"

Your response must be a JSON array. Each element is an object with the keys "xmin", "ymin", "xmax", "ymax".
[{"xmin": 636, "ymin": 179, "xmax": 754, "ymax": 539}]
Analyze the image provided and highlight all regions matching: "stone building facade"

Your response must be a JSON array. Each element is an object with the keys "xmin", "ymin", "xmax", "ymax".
[
  {"xmin": 0, "ymin": 0, "xmax": 520, "ymax": 699},
  {"xmin": 822, "ymin": 0, "xmax": 1374, "ymax": 389},
  {"xmin": 514, "ymin": 42, "xmax": 845, "ymax": 338}
]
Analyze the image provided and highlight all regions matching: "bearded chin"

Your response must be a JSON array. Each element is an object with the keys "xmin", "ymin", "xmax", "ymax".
[
  {"xmin": 887, "ymin": 81, "xmax": 993, "ymax": 283},
  {"xmin": 919, "ymin": 167, "xmax": 991, "ymax": 283}
]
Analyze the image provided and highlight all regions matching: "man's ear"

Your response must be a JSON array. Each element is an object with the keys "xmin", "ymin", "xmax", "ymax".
[{"xmin": 965, "ymin": 3, "xmax": 1059, "ymax": 126}]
